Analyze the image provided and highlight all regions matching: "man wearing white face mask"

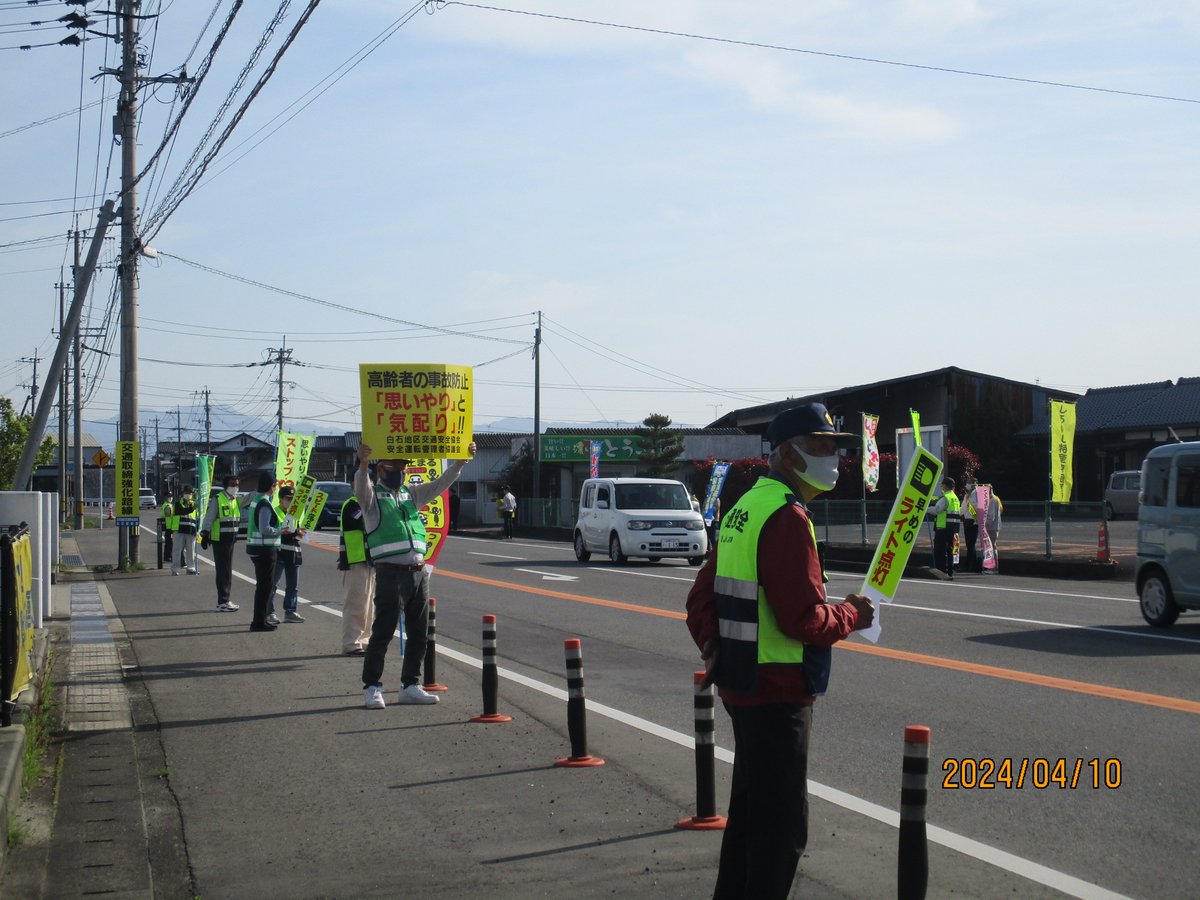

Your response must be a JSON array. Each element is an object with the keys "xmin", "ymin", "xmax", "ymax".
[{"xmin": 686, "ymin": 402, "xmax": 874, "ymax": 900}]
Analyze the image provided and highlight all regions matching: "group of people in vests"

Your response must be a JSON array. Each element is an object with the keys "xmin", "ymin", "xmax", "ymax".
[{"xmin": 928, "ymin": 474, "xmax": 1004, "ymax": 577}]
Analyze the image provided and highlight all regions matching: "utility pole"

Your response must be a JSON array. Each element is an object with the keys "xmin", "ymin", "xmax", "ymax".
[
  {"xmin": 533, "ymin": 311, "xmax": 542, "ymax": 499},
  {"xmin": 12, "ymin": 202, "xmax": 115, "ymax": 493},
  {"xmin": 139, "ymin": 426, "xmax": 148, "ymax": 484},
  {"xmin": 154, "ymin": 417, "xmax": 161, "ymax": 494},
  {"xmin": 73, "ymin": 230, "xmax": 84, "ymax": 528},
  {"xmin": 18, "ymin": 352, "xmax": 40, "ymax": 416},
  {"xmin": 57, "ymin": 281, "xmax": 68, "ymax": 523},
  {"xmin": 267, "ymin": 341, "xmax": 293, "ymax": 434},
  {"xmin": 175, "ymin": 407, "xmax": 183, "ymax": 493},
  {"xmin": 203, "ymin": 386, "xmax": 212, "ymax": 451}
]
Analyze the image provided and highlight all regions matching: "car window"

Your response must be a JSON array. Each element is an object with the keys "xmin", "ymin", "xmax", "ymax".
[
  {"xmin": 582, "ymin": 485, "xmax": 595, "ymax": 509},
  {"xmin": 597, "ymin": 486, "xmax": 610, "ymax": 506},
  {"xmin": 614, "ymin": 483, "xmax": 690, "ymax": 510},
  {"xmin": 1142, "ymin": 459, "xmax": 1170, "ymax": 507},
  {"xmin": 1176, "ymin": 457, "xmax": 1200, "ymax": 509}
]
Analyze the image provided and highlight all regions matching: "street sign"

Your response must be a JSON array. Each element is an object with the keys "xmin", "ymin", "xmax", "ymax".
[{"xmin": 92, "ymin": 449, "xmax": 111, "ymax": 467}]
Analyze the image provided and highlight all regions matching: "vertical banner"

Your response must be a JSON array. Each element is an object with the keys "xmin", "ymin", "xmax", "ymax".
[
  {"xmin": 702, "ymin": 462, "xmax": 730, "ymax": 523},
  {"xmin": 1049, "ymin": 400, "xmax": 1075, "ymax": 503},
  {"xmin": 862, "ymin": 413, "xmax": 880, "ymax": 493},
  {"xmin": 359, "ymin": 363, "xmax": 474, "ymax": 459},
  {"xmin": 589, "ymin": 440, "xmax": 601, "ymax": 478},
  {"xmin": 195, "ymin": 454, "xmax": 216, "ymax": 525},
  {"xmin": 3, "ymin": 533, "xmax": 36, "ymax": 701},
  {"xmin": 858, "ymin": 446, "xmax": 944, "ymax": 643},
  {"xmin": 275, "ymin": 432, "xmax": 315, "ymax": 491},
  {"xmin": 977, "ymin": 484, "xmax": 996, "ymax": 571},
  {"xmin": 300, "ymin": 490, "xmax": 328, "ymax": 533},
  {"xmin": 115, "ymin": 440, "xmax": 140, "ymax": 525},
  {"xmin": 404, "ymin": 459, "xmax": 449, "ymax": 566},
  {"xmin": 910, "ymin": 409, "xmax": 922, "ymax": 446},
  {"xmin": 287, "ymin": 474, "xmax": 317, "ymax": 520}
]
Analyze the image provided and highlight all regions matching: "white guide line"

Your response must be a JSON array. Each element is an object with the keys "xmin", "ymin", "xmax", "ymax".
[
  {"xmin": 827, "ymin": 594, "xmax": 1200, "ymax": 646},
  {"xmin": 825, "ymin": 568, "xmax": 1136, "ymax": 604},
  {"xmin": 160, "ymin": 526, "xmax": 1127, "ymax": 900},
  {"xmin": 429, "ymin": 639, "xmax": 1129, "ymax": 900},
  {"xmin": 587, "ymin": 566, "xmax": 696, "ymax": 583},
  {"xmin": 468, "ymin": 551, "xmax": 527, "ymax": 560}
]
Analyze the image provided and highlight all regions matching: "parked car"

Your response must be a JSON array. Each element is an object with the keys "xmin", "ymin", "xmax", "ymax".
[
  {"xmin": 138, "ymin": 487, "xmax": 157, "ymax": 509},
  {"xmin": 573, "ymin": 477, "xmax": 707, "ymax": 565},
  {"xmin": 1135, "ymin": 442, "xmax": 1200, "ymax": 627},
  {"xmin": 314, "ymin": 481, "xmax": 354, "ymax": 529},
  {"xmin": 1104, "ymin": 469, "xmax": 1141, "ymax": 519}
]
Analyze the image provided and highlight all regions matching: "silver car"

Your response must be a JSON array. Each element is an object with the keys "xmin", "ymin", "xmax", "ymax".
[{"xmin": 1104, "ymin": 470, "xmax": 1141, "ymax": 519}]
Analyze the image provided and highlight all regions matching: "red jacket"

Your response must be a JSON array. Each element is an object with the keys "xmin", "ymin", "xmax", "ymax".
[{"xmin": 686, "ymin": 490, "xmax": 860, "ymax": 705}]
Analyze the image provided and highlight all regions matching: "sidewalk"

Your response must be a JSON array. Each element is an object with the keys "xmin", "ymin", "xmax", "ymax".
[{"xmin": 1, "ymin": 526, "xmax": 1071, "ymax": 899}]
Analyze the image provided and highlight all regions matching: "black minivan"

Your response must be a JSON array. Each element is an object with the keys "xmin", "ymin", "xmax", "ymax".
[{"xmin": 315, "ymin": 481, "xmax": 354, "ymax": 529}]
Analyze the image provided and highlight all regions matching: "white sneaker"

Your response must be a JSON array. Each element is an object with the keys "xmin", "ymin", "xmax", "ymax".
[
  {"xmin": 266, "ymin": 613, "xmax": 280, "ymax": 626},
  {"xmin": 284, "ymin": 610, "xmax": 305, "ymax": 623},
  {"xmin": 216, "ymin": 602, "xmax": 239, "ymax": 612},
  {"xmin": 171, "ymin": 569, "xmax": 180, "ymax": 576},
  {"xmin": 396, "ymin": 684, "xmax": 439, "ymax": 705},
  {"xmin": 364, "ymin": 685, "xmax": 386, "ymax": 709}
]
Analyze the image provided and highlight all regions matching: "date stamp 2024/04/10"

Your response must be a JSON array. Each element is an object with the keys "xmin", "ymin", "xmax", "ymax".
[{"xmin": 941, "ymin": 757, "xmax": 1122, "ymax": 790}]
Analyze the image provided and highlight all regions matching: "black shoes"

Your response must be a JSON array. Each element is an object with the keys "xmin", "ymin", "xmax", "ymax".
[{"xmin": 249, "ymin": 622, "xmax": 277, "ymax": 632}]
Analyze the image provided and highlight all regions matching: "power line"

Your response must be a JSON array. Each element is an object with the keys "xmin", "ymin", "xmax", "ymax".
[{"xmin": 436, "ymin": 2, "xmax": 1200, "ymax": 106}]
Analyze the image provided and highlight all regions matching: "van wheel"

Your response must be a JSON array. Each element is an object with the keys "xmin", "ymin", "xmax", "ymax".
[
  {"xmin": 608, "ymin": 534, "xmax": 627, "ymax": 565},
  {"xmin": 688, "ymin": 556, "xmax": 704, "ymax": 566},
  {"xmin": 647, "ymin": 556, "xmax": 660, "ymax": 563},
  {"xmin": 1104, "ymin": 501, "xmax": 1115, "ymax": 520},
  {"xmin": 1139, "ymin": 573, "xmax": 1180, "ymax": 627},
  {"xmin": 574, "ymin": 532, "xmax": 591, "ymax": 562}
]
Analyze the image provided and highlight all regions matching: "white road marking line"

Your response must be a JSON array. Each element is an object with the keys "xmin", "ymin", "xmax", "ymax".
[
  {"xmin": 586, "ymin": 567, "xmax": 697, "ymax": 583},
  {"xmin": 469, "ymin": 551, "xmax": 527, "ymax": 560},
  {"xmin": 514, "ymin": 568, "xmax": 579, "ymax": 582},
  {"xmin": 430, "ymin": 639, "xmax": 1129, "ymax": 900}
]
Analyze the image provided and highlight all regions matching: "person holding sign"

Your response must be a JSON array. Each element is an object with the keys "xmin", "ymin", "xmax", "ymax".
[
  {"xmin": 355, "ymin": 440, "xmax": 476, "ymax": 709},
  {"xmin": 928, "ymin": 475, "xmax": 961, "ymax": 578},
  {"xmin": 245, "ymin": 471, "xmax": 283, "ymax": 632},
  {"xmin": 267, "ymin": 484, "xmax": 305, "ymax": 625},
  {"xmin": 171, "ymin": 485, "xmax": 199, "ymax": 576},
  {"xmin": 685, "ymin": 403, "xmax": 874, "ymax": 900}
]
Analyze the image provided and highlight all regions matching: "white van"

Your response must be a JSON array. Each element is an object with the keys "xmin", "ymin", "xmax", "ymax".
[
  {"xmin": 574, "ymin": 477, "xmax": 707, "ymax": 565},
  {"xmin": 1135, "ymin": 442, "xmax": 1200, "ymax": 627}
]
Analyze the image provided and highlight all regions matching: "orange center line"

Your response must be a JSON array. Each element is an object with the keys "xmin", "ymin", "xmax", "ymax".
[{"xmin": 435, "ymin": 567, "xmax": 1200, "ymax": 716}]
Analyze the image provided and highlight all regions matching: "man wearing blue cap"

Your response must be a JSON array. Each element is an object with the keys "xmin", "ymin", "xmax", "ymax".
[{"xmin": 686, "ymin": 401, "xmax": 875, "ymax": 900}]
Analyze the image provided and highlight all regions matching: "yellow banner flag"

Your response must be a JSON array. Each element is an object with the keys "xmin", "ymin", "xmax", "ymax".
[
  {"xmin": 1049, "ymin": 400, "xmax": 1076, "ymax": 503},
  {"xmin": 359, "ymin": 363, "xmax": 474, "ymax": 459},
  {"xmin": 275, "ymin": 432, "xmax": 315, "ymax": 491}
]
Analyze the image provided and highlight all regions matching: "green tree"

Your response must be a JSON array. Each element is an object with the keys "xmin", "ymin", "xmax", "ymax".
[
  {"xmin": 499, "ymin": 439, "xmax": 535, "ymax": 499},
  {"xmin": 0, "ymin": 397, "xmax": 56, "ymax": 490},
  {"xmin": 637, "ymin": 413, "xmax": 684, "ymax": 478}
]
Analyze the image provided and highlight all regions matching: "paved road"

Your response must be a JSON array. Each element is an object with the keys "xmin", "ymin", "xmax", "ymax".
[{"xmin": 20, "ymin": 516, "xmax": 1199, "ymax": 898}]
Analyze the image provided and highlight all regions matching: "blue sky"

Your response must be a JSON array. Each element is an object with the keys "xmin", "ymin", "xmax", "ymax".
[{"xmin": 3, "ymin": 1, "xmax": 1198, "ymax": 448}]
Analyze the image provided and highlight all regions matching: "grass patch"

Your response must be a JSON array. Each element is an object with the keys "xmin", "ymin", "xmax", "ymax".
[
  {"xmin": 20, "ymin": 649, "xmax": 59, "ymax": 795},
  {"xmin": 7, "ymin": 811, "xmax": 27, "ymax": 847}
]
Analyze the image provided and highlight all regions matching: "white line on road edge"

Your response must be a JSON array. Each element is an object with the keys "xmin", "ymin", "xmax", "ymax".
[
  {"xmin": 586, "ymin": 567, "xmax": 697, "ymax": 583},
  {"xmin": 428, "ymin": 642, "xmax": 1130, "ymax": 900},
  {"xmin": 469, "ymin": 551, "xmax": 527, "ymax": 560},
  {"xmin": 153, "ymin": 526, "xmax": 1129, "ymax": 897}
]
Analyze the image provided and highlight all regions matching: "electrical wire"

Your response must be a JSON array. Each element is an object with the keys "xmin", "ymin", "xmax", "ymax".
[{"xmin": 437, "ymin": 2, "xmax": 1200, "ymax": 106}]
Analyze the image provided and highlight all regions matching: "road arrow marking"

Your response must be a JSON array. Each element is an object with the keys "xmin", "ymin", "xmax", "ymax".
[{"xmin": 515, "ymin": 568, "xmax": 579, "ymax": 582}]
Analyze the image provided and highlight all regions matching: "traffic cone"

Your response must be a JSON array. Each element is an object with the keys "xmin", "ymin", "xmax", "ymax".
[
  {"xmin": 106, "ymin": 503, "xmax": 114, "ymax": 521},
  {"xmin": 1095, "ymin": 520, "xmax": 1110, "ymax": 563}
]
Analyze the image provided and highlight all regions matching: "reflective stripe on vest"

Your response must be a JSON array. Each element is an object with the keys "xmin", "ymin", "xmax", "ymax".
[
  {"xmin": 245, "ymin": 495, "xmax": 281, "ymax": 548},
  {"xmin": 713, "ymin": 477, "xmax": 810, "ymax": 694},
  {"xmin": 211, "ymin": 492, "xmax": 242, "ymax": 540},
  {"xmin": 174, "ymin": 498, "xmax": 198, "ymax": 533},
  {"xmin": 366, "ymin": 484, "xmax": 427, "ymax": 559},
  {"xmin": 339, "ymin": 496, "xmax": 369, "ymax": 565}
]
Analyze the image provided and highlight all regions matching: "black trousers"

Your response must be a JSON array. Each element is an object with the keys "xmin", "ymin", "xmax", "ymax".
[
  {"xmin": 933, "ymin": 527, "xmax": 955, "ymax": 575},
  {"xmin": 963, "ymin": 520, "xmax": 979, "ymax": 571},
  {"xmin": 212, "ymin": 536, "xmax": 237, "ymax": 605},
  {"xmin": 250, "ymin": 550, "xmax": 277, "ymax": 627},
  {"xmin": 362, "ymin": 565, "xmax": 428, "ymax": 689},
  {"xmin": 714, "ymin": 702, "xmax": 812, "ymax": 900}
]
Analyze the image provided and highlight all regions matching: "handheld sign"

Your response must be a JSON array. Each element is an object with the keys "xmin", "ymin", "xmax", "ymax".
[
  {"xmin": 858, "ymin": 446, "xmax": 943, "ymax": 643},
  {"xmin": 287, "ymin": 474, "xmax": 316, "ymax": 520},
  {"xmin": 301, "ymin": 490, "xmax": 328, "ymax": 533},
  {"xmin": 404, "ymin": 459, "xmax": 450, "ymax": 567}
]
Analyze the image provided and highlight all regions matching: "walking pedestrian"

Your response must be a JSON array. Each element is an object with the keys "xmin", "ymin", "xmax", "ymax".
[
  {"xmin": 686, "ymin": 403, "xmax": 874, "ymax": 900},
  {"xmin": 267, "ymin": 484, "xmax": 305, "ymax": 625},
  {"xmin": 501, "ymin": 486, "xmax": 517, "ymax": 539},
  {"xmin": 246, "ymin": 471, "xmax": 281, "ymax": 632},
  {"xmin": 172, "ymin": 485, "xmax": 199, "ymax": 575},
  {"xmin": 339, "ymin": 488, "xmax": 375, "ymax": 655},
  {"xmin": 200, "ymin": 475, "xmax": 242, "ymax": 612},
  {"xmin": 356, "ymin": 441, "xmax": 476, "ymax": 709}
]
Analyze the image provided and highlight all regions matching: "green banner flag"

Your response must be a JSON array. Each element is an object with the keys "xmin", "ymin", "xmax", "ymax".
[{"xmin": 195, "ymin": 454, "xmax": 216, "ymax": 525}]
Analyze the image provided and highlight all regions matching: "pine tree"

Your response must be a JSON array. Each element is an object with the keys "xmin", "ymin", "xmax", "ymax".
[{"xmin": 637, "ymin": 413, "xmax": 684, "ymax": 478}]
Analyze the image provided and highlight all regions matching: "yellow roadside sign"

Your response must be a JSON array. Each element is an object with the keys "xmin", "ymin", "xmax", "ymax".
[{"xmin": 92, "ymin": 449, "xmax": 111, "ymax": 467}]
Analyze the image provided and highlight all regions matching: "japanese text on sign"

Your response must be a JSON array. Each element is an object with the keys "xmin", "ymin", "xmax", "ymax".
[
  {"xmin": 115, "ymin": 440, "xmax": 140, "ymax": 523},
  {"xmin": 360, "ymin": 364, "xmax": 474, "ymax": 459}
]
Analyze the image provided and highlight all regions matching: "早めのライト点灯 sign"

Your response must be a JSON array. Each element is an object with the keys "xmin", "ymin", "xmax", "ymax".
[{"xmin": 359, "ymin": 364, "xmax": 474, "ymax": 459}]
